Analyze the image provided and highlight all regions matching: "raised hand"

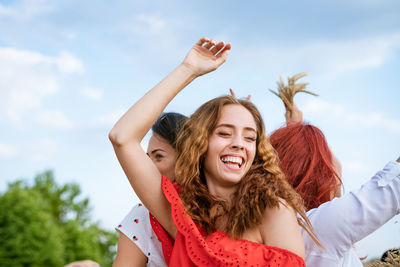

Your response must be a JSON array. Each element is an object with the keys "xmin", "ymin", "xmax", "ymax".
[
  {"xmin": 182, "ymin": 37, "xmax": 231, "ymax": 77},
  {"xmin": 285, "ymin": 103, "xmax": 303, "ymax": 124},
  {"xmin": 64, "ymin": 260, "xmax": 100, "ymax": 267},
  {"xmin": 229, "ymin": 88, "xmax": 251, "ymax": 100}
]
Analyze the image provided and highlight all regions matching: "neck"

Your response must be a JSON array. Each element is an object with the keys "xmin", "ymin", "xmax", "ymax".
[{"xmin": 205, "ymin": 179, "xmax": 237, "ymax": 204}]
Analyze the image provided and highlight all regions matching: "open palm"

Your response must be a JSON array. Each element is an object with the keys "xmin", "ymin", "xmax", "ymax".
[{"xmin": 182, "ymin": 37, "xmax": 231, "ymax": 76}]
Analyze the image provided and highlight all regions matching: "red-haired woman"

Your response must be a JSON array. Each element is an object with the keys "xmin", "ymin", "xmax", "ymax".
[
  {"xmin": 269, "ymin": 103, "xmax": 400, "ymax": 267},
  {"xmin": 109, "ymin": 38, "xmax": 317, "ymax": 266}
]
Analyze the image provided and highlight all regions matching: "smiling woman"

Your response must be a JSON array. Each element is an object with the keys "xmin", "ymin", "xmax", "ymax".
[
  {"xmin": 109, "ymin": 37, "xmax": 317, "ymax": 266},
  {"xmin": 203, "ymin": 104, "xmax": 257, "ymax": 192}
]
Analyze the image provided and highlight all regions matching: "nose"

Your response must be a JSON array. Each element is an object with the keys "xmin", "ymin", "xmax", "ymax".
[{"xmin": 231, "ymin": 134, "xmax": 245, "ymax": 150}]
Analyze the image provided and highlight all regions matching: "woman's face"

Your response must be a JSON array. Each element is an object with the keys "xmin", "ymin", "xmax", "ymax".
[
  {"xmin": 147, "ymin": 133, "xmax": 176, "ymax": 180},
  {"xmin": 203, "ymin": 104, "xmax": 257, "ymax": 195}
]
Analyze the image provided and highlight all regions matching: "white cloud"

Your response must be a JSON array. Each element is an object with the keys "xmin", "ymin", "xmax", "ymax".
[
  {"xmin": 92, "ymin": 109, "xmax": 125, "ymax": 127},
  {"xmin": 56, "ymin": 51, "xmax": 85, "ymax": 75},
  {"xmin": 34, "ymin": 109, "xmax": 75, "ymax": 130},
  {"xmin": 303, "ymin": 98, "xmax": 400, "ymax": 133},
  {"xmin": 0, "ymin": 47, "xmax": 84, "ymax": 125},
  {"xmin": 239, "ymin": 32, "xmax": 400, "ymax": 77},
  {"xmin": 0, "ymin": 143, "xmax": 18, "ymax": 158},
  {"xmin": 27, "ymin": 138, "xmax": 58, "ymax": 162},
  {"xmin": 82, "ymin": 87, "xmax": 103, "ymax": 101}
]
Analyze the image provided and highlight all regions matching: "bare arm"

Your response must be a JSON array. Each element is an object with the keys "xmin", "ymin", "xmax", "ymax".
[
  {"xmin": 285, "ymin": 103, "xmax": 303, "ymax": 124},
  {"xmin": 109, "ymin": 38, "xmax": 230, "ymax": 237},
  {"xmin": 113, "ymin": 234, "xmax": 147, "ymax": 267}
]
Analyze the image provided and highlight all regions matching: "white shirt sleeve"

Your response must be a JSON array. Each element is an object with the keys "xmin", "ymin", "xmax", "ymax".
[
  {"xmin": 115, "ymin": 203, "xmax": 167, "ymax": 267},
  {"xmin": 304, "ymin": 161, "xmax": 400, "ymax": 266}
]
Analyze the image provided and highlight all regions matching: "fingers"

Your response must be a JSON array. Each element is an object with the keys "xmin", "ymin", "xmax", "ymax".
[
  {"xmin": 229, "ymin": 89, "xmax": 251, "ymax": 101},
  {"xmin": 63, "ymin": 260, "xmax": 100, "ymax": 267},
  {"xmin": 284, "ymin": 101, "xmax": 292, "ymax": 111},
  {"xmin": 210, "ymin": 41, "xmax": 225, "ymax": 54},
  {"xmin": 215, "ymin": 44, "xmax": 230, "ymax": 65},
  {"xmin": 217, "ymin": 43, "xmax": 231, "ymax": 56},
  {"xmin": 203, "ymin": 38, "xmax": 215, "ymax": 49},
  {"xmin": 229, "ymin": 88, "xmax": 236, "ymax": 98},
  {"xmin": 197, "ymin": 37, "xmax": 231, "ymax": 57},
  {"xmin": 195, "ymin": 37, "xmax": 210, "ymax": 47}
]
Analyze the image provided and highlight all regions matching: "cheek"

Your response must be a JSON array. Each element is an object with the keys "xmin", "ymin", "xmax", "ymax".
[
  {"xmin": 247, "ymin": 143, "xmax": 257, "ymax": 160},
  {"xmin": 208, "ymin": 135, "xmax": 227, "ymax": 150},
  {"xmin": 153, "ymin": 161, "xmax": 165, "ymax": 173},
  {"xmin": 205, "ymin": 139, "xmax": 219, "ymax": 161}
]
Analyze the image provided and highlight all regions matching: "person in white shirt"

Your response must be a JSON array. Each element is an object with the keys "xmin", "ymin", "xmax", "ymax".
[{"xmin": 269, "ymin": 102, "xmax": 400, "ymax": 267}]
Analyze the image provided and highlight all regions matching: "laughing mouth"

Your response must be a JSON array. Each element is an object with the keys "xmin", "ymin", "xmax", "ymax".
[{"xmin": 220, "ymin": 155, "xmax": 244, "ymax": 169}]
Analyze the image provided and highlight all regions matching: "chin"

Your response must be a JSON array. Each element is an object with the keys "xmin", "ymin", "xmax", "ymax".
[{"xmin": 220, "ymin": 174, "xmax": 244, "ymax": 186}]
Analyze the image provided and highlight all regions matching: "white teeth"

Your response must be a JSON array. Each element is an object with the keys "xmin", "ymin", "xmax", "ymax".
[
  {"xmin": 221, "ymin": 156, "xmax": 243, "ymax": 166},
  {"xmin": 225, "ymin": 162, "xmax": 239, "ymax": 168}
]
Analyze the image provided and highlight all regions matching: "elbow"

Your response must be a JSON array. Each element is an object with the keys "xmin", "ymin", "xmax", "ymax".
[{"xmin": 108, "ymin": 127, "xmax": 125, "ymax": 147}]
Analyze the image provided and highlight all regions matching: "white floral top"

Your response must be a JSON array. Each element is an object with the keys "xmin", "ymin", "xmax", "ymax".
[{"xmin": 116, "ymin": 203, "xmax": 167, "ymax": 267}]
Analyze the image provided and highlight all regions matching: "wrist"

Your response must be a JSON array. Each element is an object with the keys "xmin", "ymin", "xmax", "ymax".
[{"xmin": 178, "ymin": 62, "xmax": 201, "ymax": 79}]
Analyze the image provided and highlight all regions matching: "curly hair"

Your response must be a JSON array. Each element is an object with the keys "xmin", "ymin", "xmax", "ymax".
[
  {"xmin": 269, "ymin": 122, "xmax": 342, "ymax": 210},
  {"xmin": 175, "ymin": 95, "xmax": 318, "ymax": 244}
]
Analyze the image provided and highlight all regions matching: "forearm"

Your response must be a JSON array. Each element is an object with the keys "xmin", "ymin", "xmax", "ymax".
[
  {"xmin": 306, "ymin": 161, "xmax": 400, "ymax": 251},
  {"xmin": 109, "ymin": 64, "xmax": 197, "ymax": 145}
]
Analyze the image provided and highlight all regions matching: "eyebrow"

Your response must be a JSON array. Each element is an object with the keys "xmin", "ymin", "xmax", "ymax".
[
  {"xmin": 215, "ymin": 123, "xmax": 257, "ymax": 133},
  {"xmin": 148, "ymin": 148, "xmax": 166, "ymax": 155}
]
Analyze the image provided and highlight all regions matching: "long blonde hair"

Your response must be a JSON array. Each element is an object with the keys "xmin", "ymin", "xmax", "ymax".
[{"xmin": 175, "ymin": 95, "xmax": 319, "ymax": 245}]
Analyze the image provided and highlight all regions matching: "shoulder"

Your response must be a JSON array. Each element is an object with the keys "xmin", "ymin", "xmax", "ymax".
[
  {"xmin": 118, "ymin": 203, "xmax": 150, "ymax": 227},
  {"xmin": 260, "ymin": 199, "xmax": 305, "ymax": 259},
  {"xmin": 261, "ymin": 199, "xmax": 296, "ymax": 222},
  {"xmin": 116, "ymin": 203, "xmax": 152, "ymax": 242},
  {"xmin": 116, "ymin": 203, "xmax": 167, "ymax": 265}
]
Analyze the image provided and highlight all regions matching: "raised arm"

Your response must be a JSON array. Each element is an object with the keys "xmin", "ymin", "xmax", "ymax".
[
  {"xmin": 305, "ymin": 160, "xmax": 400, "ymax": 258},
  {"xmin": 285, "ymin": 102, "xmax": 303, "ymax": 124},
  {"xmin": 109, "ymin": 38, "xmax": 230, "ymax": 237}
]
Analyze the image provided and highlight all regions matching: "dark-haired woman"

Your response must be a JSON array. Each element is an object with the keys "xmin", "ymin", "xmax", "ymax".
[{"xmin": 113, "ymin": 112, "xmax": 187, "ymax": 267}]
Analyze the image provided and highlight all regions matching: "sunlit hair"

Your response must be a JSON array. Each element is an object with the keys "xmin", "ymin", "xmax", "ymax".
[
  {"xmin": 175, "ymin": 95, "xmax": 319, "ymax": 244},
  {"xmin": 269, "ymin": 122, "xmax": 342, "ymax": 211}
]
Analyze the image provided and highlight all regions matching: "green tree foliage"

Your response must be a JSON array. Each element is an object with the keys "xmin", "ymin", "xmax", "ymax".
[{"xmin": 0, "ymin": 171, "xmax": 118, "ymax": 267}]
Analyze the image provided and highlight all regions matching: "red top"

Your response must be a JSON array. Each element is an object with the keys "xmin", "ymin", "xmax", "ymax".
[{"xmin": 156, "ymin": 176, "xmax": 306, "ymax": 267}]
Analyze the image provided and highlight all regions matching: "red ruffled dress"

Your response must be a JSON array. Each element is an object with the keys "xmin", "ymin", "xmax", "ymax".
[{"xmin": 150, "ymin": 176, "xmax": 306, "ymax": 267}]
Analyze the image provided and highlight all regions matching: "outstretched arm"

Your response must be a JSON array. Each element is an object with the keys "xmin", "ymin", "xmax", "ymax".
[
  {"xmin": 305, "ymin": 160, "xmax": 400, "ymax": 260},
  {"xmin": 109, "ymin": 38, "xmax": 230, "ymax": 238}
]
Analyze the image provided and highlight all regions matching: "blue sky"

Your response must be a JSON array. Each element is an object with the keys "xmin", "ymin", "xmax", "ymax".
[{"xmin": 0, "ymin": 0, "xmax": 399, "ymax": 261}]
